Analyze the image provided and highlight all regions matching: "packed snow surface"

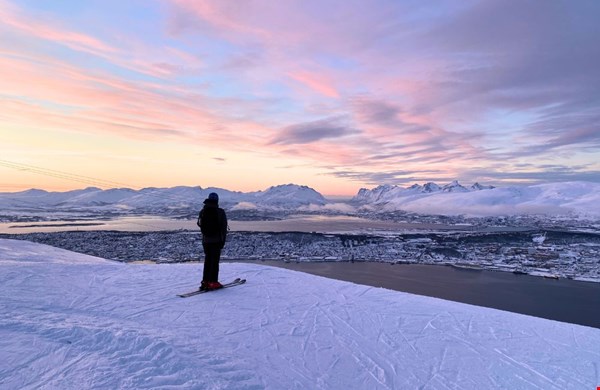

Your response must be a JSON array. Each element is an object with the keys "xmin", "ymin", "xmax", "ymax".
[{"xmin": 1, "ymin": 239, "xmax": 599, "ymax": 389}]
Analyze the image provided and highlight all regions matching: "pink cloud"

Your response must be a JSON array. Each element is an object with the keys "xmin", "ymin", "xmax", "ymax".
[
  {"xmin": 287, "ymin": 70, "xmax": 339, "ymax": 98},
  {"xmin": 168, "ymin": 0, "xmax": 408, "ymax": 57},
  {"xmin": 0, "ymin": 1, "xmax": 115, "ymax": 56},
  {"xmin": 0, "ymin": 51, "xmax": 267, "ymax": 149},
  {"xmin": 4, "ymin": 0, "xmax": 592, "ymax": 190},
  {"xmin": 1, "ymin": 0, "xmax": 485, "ymax": 186},
  {"xmin": 169, "ymin": 0, "xmax": 270, "ymax": 39},
  {"xmin": 0, "ymin": 1, "xmax": 203, "ymax": 80}
]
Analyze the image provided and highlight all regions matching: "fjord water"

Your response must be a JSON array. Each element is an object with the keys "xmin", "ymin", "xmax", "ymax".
[
  {"xmin": 3, "ymin": 215, "xmax": 597, "ymax": 328},
  {"xmin": 258, "ymin": 261, "xmax": 600, "ymax": 329},
  {"xmin": 0, "ymin": 214, "xmax": 531, "ymax": 234}
]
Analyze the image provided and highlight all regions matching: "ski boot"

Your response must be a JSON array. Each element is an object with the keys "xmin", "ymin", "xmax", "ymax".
[{"xmin": 206, "ymin": 281, "xmax": 223, "ymax": 291}]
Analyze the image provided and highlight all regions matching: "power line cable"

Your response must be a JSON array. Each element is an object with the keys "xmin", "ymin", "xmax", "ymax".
[
  {"xmin": 0, "ymin": 159, "xmax": 209, "ymax": 231},
  {"xmin": 0, "ymin": 158, "xmax": 211, "ymax": 204}
]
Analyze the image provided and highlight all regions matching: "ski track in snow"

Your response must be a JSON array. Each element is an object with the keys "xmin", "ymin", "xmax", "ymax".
[{"xmin": 1, "ymin": 239, "xmax": 600, "ymax": 389}]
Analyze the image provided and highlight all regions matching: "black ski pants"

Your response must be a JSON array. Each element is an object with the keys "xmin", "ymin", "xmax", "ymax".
[{"xmin": 202, "ymin": 242, "xmax": 222, "ymax": 282}]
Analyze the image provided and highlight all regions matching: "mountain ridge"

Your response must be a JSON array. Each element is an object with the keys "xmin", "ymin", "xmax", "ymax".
[{"xmin": 1, "ymin": 181, "xmax": 599, "ymax": 217}]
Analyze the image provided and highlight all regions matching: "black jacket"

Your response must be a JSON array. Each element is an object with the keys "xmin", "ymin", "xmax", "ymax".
[{"xmin": 197, "ymin": 202, "xmax": 228, "ymax": 245}]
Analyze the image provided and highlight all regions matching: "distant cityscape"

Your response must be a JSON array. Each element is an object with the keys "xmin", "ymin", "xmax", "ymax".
[
  {"xmin": 2, "ymin": 182, "xmax": 599, "ymax": 283},
  {"xmin": 3, "ymin": 225, "xmax": 599, "ymax": 283}
]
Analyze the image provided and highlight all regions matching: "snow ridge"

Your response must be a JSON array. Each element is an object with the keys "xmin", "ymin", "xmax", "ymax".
[
  {"xmin": 1, "ymin": 181, "xmax": 599, "ymax": 217},
  {"xmin": 353, "ymin": 181, "xmax": 600, "ymax": 217},
  {"xmin": 0, "ymin": 183, "xmax": 325, "ymax": 212}
]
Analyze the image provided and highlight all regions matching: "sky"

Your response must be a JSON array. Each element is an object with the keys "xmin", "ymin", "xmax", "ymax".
[{"xmin": 1, "ymin": 0, "xmax": 599, "ymax": 196}]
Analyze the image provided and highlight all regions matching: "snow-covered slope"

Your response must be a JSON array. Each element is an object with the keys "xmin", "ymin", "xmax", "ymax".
[
  {"xmin": 354, "ymin": 181, "xmax": 600, "ymax": 217},
  {"xmin": 1, "ymin": 239, "xmax": 599, "ymax": 389},
  {"xmin": 0, "ymin": 184, "xmax": 325, "ymax": 212},
  {"xmin": 251, "ymin": 184, "xmax": 326, "ymax": 207}
]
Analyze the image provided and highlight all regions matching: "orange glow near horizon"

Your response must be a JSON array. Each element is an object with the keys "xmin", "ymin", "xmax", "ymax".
[{"xmin": 2, "ymin": 1, "xmax": 599, "ymax": 196}]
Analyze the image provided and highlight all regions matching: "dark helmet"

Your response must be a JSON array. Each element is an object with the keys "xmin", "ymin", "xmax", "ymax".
[{"xmin": 204, "ymin": 192, "xmax": 219, "ymax": 204}]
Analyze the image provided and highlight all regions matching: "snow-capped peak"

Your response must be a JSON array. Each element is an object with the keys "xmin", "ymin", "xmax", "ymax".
[
  {"xmin": 441, "ymin": 180, "xmax": 469, "ymax": 193},
  {"xmin": 256, "ymin": 184, "xmax": 326, "ymax": 206},
  {"xmin": 353, "ymin": 184, "xmax": 404, "ymax": 203},
  {"xmin": 422, "ymin": 182, "xmax": 441, "ymax": 193},
  {"xmin": 471, "ymin": 182, "xmax": 495, "ymax": 191}
]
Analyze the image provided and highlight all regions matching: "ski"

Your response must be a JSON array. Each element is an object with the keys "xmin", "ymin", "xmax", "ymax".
[{"xmin": 177, "ymin": 278, "xmax": 246, "ymax": 298}]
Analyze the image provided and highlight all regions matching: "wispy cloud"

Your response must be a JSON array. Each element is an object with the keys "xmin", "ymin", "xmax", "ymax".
[
  {"xmin": 1, "ymin": 0, "xmax": 599, "ymax": 194},
  {"xmin": 271, "ymin": 117, "xmax": 359, "ymax": 145},
  {"xmin": 287, "ymin": 70, "xmax": 339, "ymax": 98},
  {"xmin": 326, "ymin": 169, "xmax": 442, "ymax": 186},
  {"xmin": 463, "ymin": 165, "xmax": 600, "ymax": 185},
  {"xmin": 0, "ymin": 1, "xmax": 114, "ymax": 55}
]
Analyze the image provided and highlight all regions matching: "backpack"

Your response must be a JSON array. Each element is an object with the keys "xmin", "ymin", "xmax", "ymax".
[{"xmin": 200, "ymin": 207, "xmax": 220, "ymax": 236}]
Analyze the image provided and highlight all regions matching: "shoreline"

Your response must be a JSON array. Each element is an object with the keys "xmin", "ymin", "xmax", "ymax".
[
  {"xmin": 2, "ymin": 228, "xmax": 599, "ymax": 282},
  {"xmin": 140, "ymin": 257, "xmax": 600, "ymax": 284},
  {"xmin": 129, "ymin": 258, "xmax": 600, "ymax": 328},
  {"xmin": 247, "ymin": 260, "xmax": 600, "ymax": 329}
]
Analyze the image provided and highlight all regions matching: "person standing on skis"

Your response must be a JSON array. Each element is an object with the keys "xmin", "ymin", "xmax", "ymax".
[{"xmin": 197, "ymin": 192, "xmax": 228, "ymax": 291}]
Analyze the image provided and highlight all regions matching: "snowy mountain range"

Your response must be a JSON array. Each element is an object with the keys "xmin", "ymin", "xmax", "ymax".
[
  {"xmin": 353, "ymin": 180, "xmax": 496, "ymax": 203},
  {"xmin": 0, "ymin": 184, "xmax": 326, "ymax": 212},
  {"xmin": 352, "ymin": 181, "xmax": 600, "ymax": 217},
  {"xmin": 1, "ymin": 181, "xmax": 599, "ymax": 217}
]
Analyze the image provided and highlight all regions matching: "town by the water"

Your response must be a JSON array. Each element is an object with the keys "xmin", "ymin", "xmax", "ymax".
[{"xmin": 3, "ymin": 212, "xmax": 599, "ymax": 283}]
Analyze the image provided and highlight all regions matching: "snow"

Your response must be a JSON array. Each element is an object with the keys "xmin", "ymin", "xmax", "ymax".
[
  {"xmin": 0, "ymin": 183, "xmax": 325, "ymax": 211},
  {"xmin": 253, "ymin": 184, "xmax": 327, "ymax": 206},
  {"xmin": 355, "ymin": 181, "xmax": 600, "ymax": 217},
  {"xmin": 1, "ymin": 239, "xmax": 599, "ymax": 389},
  {"xmin": 2, "ymin": 181, "xmax": 600, "ymax": 217}
]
